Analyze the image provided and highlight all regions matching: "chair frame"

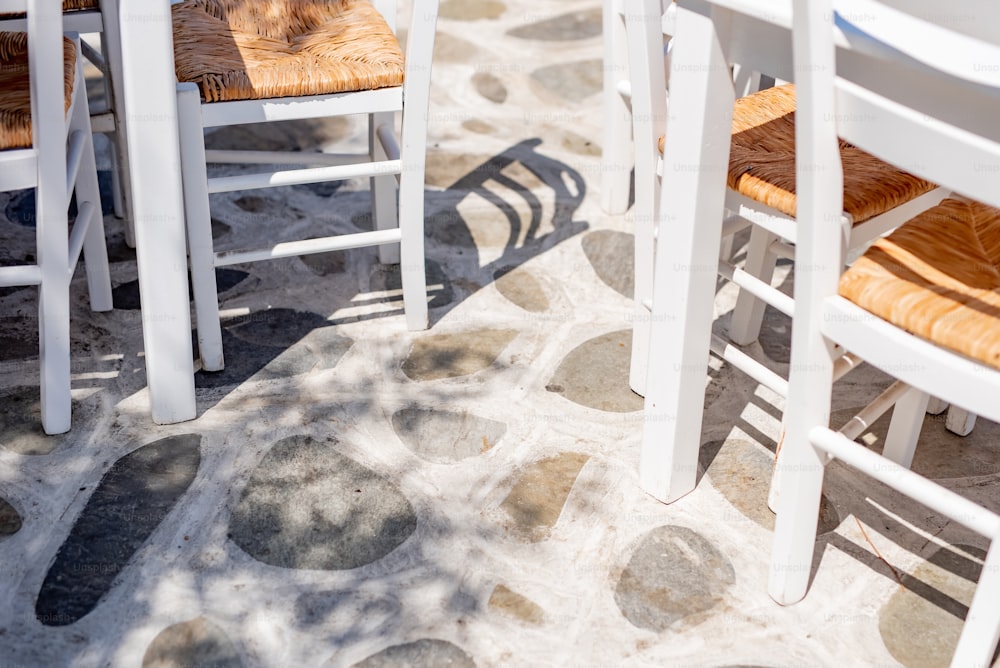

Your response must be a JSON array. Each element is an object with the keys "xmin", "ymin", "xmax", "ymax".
[
  {"xmin": 176, "ymin": 0, "xmax": 439, "ymax": 372},
  {"xmin": 0, "ymin": 0, "xmax": 112, "ymax": 434},
  {"xmin": 771, "ymin": 0, "xmax": 1000, "ymax": 663}
]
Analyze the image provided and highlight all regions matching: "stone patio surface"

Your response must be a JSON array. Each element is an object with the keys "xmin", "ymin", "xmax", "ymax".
[{"xmin": 1, "ymin": 1, "xmax": 999, "ymax": 666}]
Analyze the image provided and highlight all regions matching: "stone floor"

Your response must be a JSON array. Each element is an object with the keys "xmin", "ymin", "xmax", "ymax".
[{"xmin": 2, "ymin": 1, "xmax": 1000, "ymax": 666}]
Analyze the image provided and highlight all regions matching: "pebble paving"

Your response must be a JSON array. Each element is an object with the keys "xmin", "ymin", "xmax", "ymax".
[{"xmin": 0, "ymin": 1, "xmax": 997, "ymax": 666}]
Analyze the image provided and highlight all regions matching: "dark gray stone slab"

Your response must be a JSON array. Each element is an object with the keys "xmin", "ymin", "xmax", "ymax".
[
  {"xmin": 142, "ymin": 617, "xmax": 241, "ymax": 668},
  {"xmin": 499, "ymin": 452, "xmax": 589, "ymax": 542},
  {"xmin": 369, "ymin": 260, "xmax": 454, "ymax": 310},
  {"xmin": 391, "ymin": 407, "xmax": 506, "ymax": 463},
  {"xmin": 0, "ymin": 496, "xmax": 21, "ymax": 537},
  {"xmin": 547, "ymin": 330, "xmax": 642, "ymax": 412},
  {"xmin": 229, "ymin": 435, "xmax": 416, "ymax": 570},
  {"xmin": 351, "ymin": 639, "xmax": 475, "ymax": 668},
  {"xmin": 581, "ymin": 230, "xmax": 634, "ymax": 298},
  {"xmin": 614, "ymin": 525, "xmax": 735, "ymax": 632},
  {"xmin": 35, "ymin": 434, "xmax": 201, "ymax": 626},
  {"xmin": 402, "ymin": 328, "xmax": 518, "ymax": 381},
  {"xmin": 0, "ymin": 387, "xmax": 69, "ymax": 455},
  {"xmin": 195, "ymin": 309, "xmax": 352, "ymax": 390},
  {"xmin": 232, "ymin": 195, "xmax": 305, "ymax": 223},
  {"xmin": 508, "ymin": 9, "xmax": 602, "ymax": 41},
  {"xmin": 113, "ymin": 269, "xmax": 248, "ymax": 311},
  {"xmin": 0, "ymin": 316, "xmax": 38, "ymax": 361}
]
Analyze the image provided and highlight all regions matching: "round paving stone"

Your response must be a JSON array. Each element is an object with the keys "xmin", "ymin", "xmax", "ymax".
[
  {"xmin": 530, "ymin": 60, "xmax": 603, "ymax": 104},
  {"xmin": 391, "ymin": 407, "xmax": 506, "ymax": 463},
  {"xmin": 879, "ymin": 544, "xmax": 986, "ymax": 668},
  {"xmin": 493, "ymin": 268, "xmax": 549, "ymax": 313},
  {"xmin": 547, "ymin": 330, "xmax": 643, "ymax": 412},
  {"xmin": 471, "ymin": 72, "xmax": 508, "ymax": 104},
  {"xmin": 0, "ymin": 387, "xmax": 70, "ymax": 455},
  {"xmin": 488, "ymin": 584, "xmax": 544, "ymax": 625},
  {"xmin": 229, "ymin": 435, "xmax": 417, "ymax": 570},
  {"xmin": 499, "ymin": 452, "xmax": 589, "ymax": 542},
  {"xmin": 402, "ymin": 328, "xmax": 518, "ymax": 381},
  {"xmin": 0, "ymin": 497, "xmax": 22, "ymax": 537},
  {"xmin": 142, "ymin": 617, "xmax": 241, "ymax": 668},
  {"xmin": 36, "ymin": 434, "xmax": 202, "ymax": 626},
  {"xmin": 614, "ymin": 525, "xmax": 736, "ymax": 632},
  {"xmin": 439, "ymin": 0, "xmax": 505, "ymax": 21},
  {"xmin": 580, "ymin": 230, "xmax": 634, "ymax": 299},
  {"xmin": 350, "ymin": 639, "xmax": 475, "ymax": 668}
]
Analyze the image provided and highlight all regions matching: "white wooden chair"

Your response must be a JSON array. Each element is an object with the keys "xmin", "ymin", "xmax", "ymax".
[
  {"xmin": 771, "ymin": 0, "xmax": 1000, "ymax": 663},
  {"xmin": 631, "ymin": 0, "xmax": 978, "ymax": 506},
  {"xmin": 172, "ymin": 0, "xmax": 439, "ymax": 372},
  {"xmin": 0, "ymin": 0, "xmax": 112, "ymax": 434}
]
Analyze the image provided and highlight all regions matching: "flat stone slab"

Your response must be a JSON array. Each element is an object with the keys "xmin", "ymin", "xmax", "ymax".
[
  {"xmin": 614, "ymin": 525, "xmax": 736, "ymax": 632},
  {"xmin": 142, "ymin": 617, "xmax": 242, "ymax": 668},
  {"xmin": 351, "ymin": 639, "xmax": 476, "ymax": 667},
  {"xmin": 488, "ymin": 584, "xmax": 544, "ymax": 625},
  {"xmin": 499, "ymin": 451, "xmax": 588, "ymax": 542},
  {"xmin": 0, "ymin": 386, "xmax": 69, "ymax": 455},
  {"xmin": 35, "ymin": 434, "xmax": 201, "ymax": 626},
  {"xmin": 508, "ymin": 9, "xmax": 602, "ymax": 41},
  {"xmin": 547, "ymin": 330, "xmax": 643, "ymax": 412},
  {"xmin": 440, "ymin": 0, "xmax": 506, "ymax": 21},
  {"xmin": 0, "ymin": 496, "xmax": 21, "ymax": 537},
  {"xmin": 530, "ymin": 60, "xmax": 603, "ymax": 104},
  {"xmin": 229, "ymin": 435, "xmax": 417, "ymax": 570},
  {"xmin": 581, "ymin": 230, "xmax": 634, "ymax": 299},
  {"xmin": 402, "ymin": 328, "xmax": 518, "ymax": 381},
  {"xmin": 493, "ymin": 268, "xmax": 549, "ymax": 313},
  {"xmin": 391, "ymin": 407, "xmax": 506, "ymax": 463}
]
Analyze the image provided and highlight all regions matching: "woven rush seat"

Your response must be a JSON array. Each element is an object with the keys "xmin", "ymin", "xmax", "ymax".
[
  {"xmin": 839, "ymin": 198, "xmax": 1000, "ymax": 370},
  {"xmin": 0, "ymin": 33, "xmax": 76, "ymax": 150},
  {"xmin": 658, "ymin": 84, "xmax": 937, "ymax": 224},
  {"xmin": 0, "ymin": 0, "xmax": 97, "ymax": 16},
  {"xmin": 172, "ymin": 0, "xmax": 405, "ymax": 103}
]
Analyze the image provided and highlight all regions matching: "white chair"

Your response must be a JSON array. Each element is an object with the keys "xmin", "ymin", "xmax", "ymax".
[
  {"xmin": 631, "ymin": 0, "xmax": 979, "ymax": 506},
  {"xmin": 172, "ymin": 0, "xmax": 439, "ymax": 372},
  {"xmin": 0, "ymin": 0, "xmax": 112, "ymax": 433},
  {"xmin": 771, "ymin": 0, "xmax": 1000, "ymax": 663}
]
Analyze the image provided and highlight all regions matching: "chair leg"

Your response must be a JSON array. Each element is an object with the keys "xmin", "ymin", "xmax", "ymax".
[
  {"xmin": 397, "ymin": 133, "xmax": 428, "ymax": 331},
  {"xmin": 370, "ymin": 111, "xmax": 400, "ymax": 265},
  {"xmin": 882, "ymin": 386, "xmax": 930, "ymax": 469},
  {"xmin": 601, "ymin": 0, "xmax": 632, "ymax": 215},
  {"xmin": 952, "ymin": 540, "xmax": 1000, "ymax": 666},
  {"xmin": 177, "ymin": 82, "xmax": 224, "ymax": 371},
  {"xmin": 71, "ymin": 66, "xmax": 113, "ymax": 313},
  {"xmin": 729, "ymin": 226, "xmax": 778, "ymax": 346},
  {"xmin": 37, "ymin": 195, "xmax": 72, "ymax": 435},
  {"xmin": 945, "ymin": 406, "xmax": 977, "ymax": 436}
]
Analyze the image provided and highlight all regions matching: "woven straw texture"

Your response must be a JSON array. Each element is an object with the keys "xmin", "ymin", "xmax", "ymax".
[
  {"xmin": 172, "ymin": 0, "xmax": 404, "ymax": 103},
  {"xmin": 728, "ymin": 84, "xmax": 937, "ymax": 223},
  {"xmin": 839, "ymin": 198, "xmax": 1000, "ymax": 370},
  {"xmin": 0, "ymin": 32, "xmax": 76, "ymax": 151},
  {"xmin": 0, "ymin": 0, "xmax": 98, "ymax": 17}
]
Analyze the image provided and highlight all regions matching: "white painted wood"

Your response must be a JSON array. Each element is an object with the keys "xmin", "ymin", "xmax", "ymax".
[
  {"xmin": 214, "ymin": 229, "xmax": 403, "ymax": 267},
  {"xmin": 119, "ymin": 0, "xmax": 197, "ymax": 423},
  {"xmin": 881, "ymin": 386, "xmax": 929, "ymax": 468},
  {"xmin": 945, "ymin": 407, "xmax": 977, "ymax": 437},
  {"xmin": 600, "ymin": 0, "xmax": 632, "ymax": 215}
]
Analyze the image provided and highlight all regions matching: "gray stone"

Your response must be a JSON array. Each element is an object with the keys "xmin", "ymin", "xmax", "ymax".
[
  {"xmin": 36, "ymin": 434, "xmax": 201, "ymax": 626},
  {"xmin": 547, "ymin": 330, "xmax": 643, "ymax": 412},
  {"xmin": 424, "ymin": 152, "xmax": 497, "ymax": 190},
  {"xmin": 439, "ymin": 0, "xmax": 506, "ymax": 21},
  {"xmin": 879, "ymin": 544, "xmax": 986, "ymax": 668},
  {"xmin": 0, "ymin": 316, "xmax": 38, "ymax": 361},
  {"xmin": 232, "ymin": 194, "xmax": 304, "ymax": 224},
  {"xmin": 488, "ymin": 584, "xmax": 544, "ymax": 625},
  {"xmin": 432, "ymin": 33, "xmax": 482, "ymax": 63},
  {"xmin": 614, "ymin": 525, "xmax": 736, "ymax": 632},
  {"xmin": 0, "ymin": 387, "xmax": 68, "ymax": 455},
  {"xmin": 493, "ymin": 268, "xmax": 549, "ymax": 312},
  {"xmin": 530, "ymin": 60, "xmax": 603, "ymax": 104},
  {"xmin": 560, "ymin": 130, "xmax": 601, "ymax": 157},
  {"xmin": 580, "ymin": 230, "xmax": 634, "ymax": 298},
  {"xmin": 508, "ymin": 9, "xmax": 602, "ymax": 41},
  {"xmin": 402, "ymin": 328, "xmax": 518, "ymax": 381},
  {"xmin": 0, "ymin": 496, "xmax": 21, "ymax": 537},
  {"xmin": 462, "ymin": 119, "xmax": 497, "ymax": 135},
  {"xmin": 204, "ymin": 117, "xmax": 352, "ymax": 152},
  {"xmin": 229, "ymin": 435, "xmax": 417, "ymax": 570},
  {"xmin": 391, "ymin": 407, "xmax": 506, "ymax": 463},
  {"xmin": 114, "ymin": 268, "xmax": 248, "ymax": 310},
  {"xmin": 472, "ymin": 72, "xmax": 508, "ymax": 104},
  {"xmin": 142, "ymin": 617, "xmax": 241, "ymax": 668},
  {"xmin": 369, "ymin": 260, "xmax": 455, "ymax": 311},
  {"xmin": 351, "ymin": 639, "xmax": 476, "ymax": 668},
  {"xmin": 499, "ymin": 452, "xmax": 589, "ymax": 542},
  {"xmin": 299, "ymin": 251, "xmax": 347, "ymax": 276},
  {"xmin": 699, "ymin": 439, "xmax": 840, "ymax": 534}
]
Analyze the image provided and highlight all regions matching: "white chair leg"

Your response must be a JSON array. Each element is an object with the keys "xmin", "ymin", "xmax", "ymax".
[
  {"xmin": 37, "ymin": 196, "xmax": 72, "ymax": 435},
  {"xmin": 729, "ymin": 226, "xmax": 778, "ymax": 346},
  {"xmin": 639, "ymin": 6, "xmax": 735, "ymax": 503},
  {"xmin": 370, "ymin": 111, "xmax": 400, "ymax": 265},
  {"xmin": 952, "ymin": 540, "xmax": 1000, "ymax": 666},
  {"xmin": 882, "ymin": 386, "xmax": 930, "ymax": 469},
  {"xmin": 71, "ymin": 65, "xmax": 113, "ymax": 313},
  {"xmin": 177, "ymin": 82, "xmax": 224, "ymax": 371},
  {"xmin": 945, "ymin": 406, "xmax": 977, "ymax": 436},
  {"xmin": 601, "ymin": 0, "xmax": 632, "ymax": 215},
  {"xmin": 926, "ymin": 396, "xmax": 949, "ymax": 414}
]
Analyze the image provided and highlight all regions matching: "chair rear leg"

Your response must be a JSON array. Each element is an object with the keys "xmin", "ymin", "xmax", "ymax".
[
  {"xmin": 177, "ymin": 83, "xmax": 224, "ymax": 371},
  {"xmin": 729, "ymin": 226, "xmax": 779, "ymax": 345},
  {"xmin": 370, "ymin": 111, "xmax": 400, "ymax": 265}
]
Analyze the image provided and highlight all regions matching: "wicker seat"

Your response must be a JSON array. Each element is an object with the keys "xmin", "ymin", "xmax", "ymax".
[
  {"xmin": 839, "ymin": 198, "xmax": 1000, "ymax": 370},
  {"xmin": 172, "ymin": 0, "xmax": 404, "ymax": 103},
  {"xmin": 0, "ymin": 33, "xmax": 77, "ymax": 150}
]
